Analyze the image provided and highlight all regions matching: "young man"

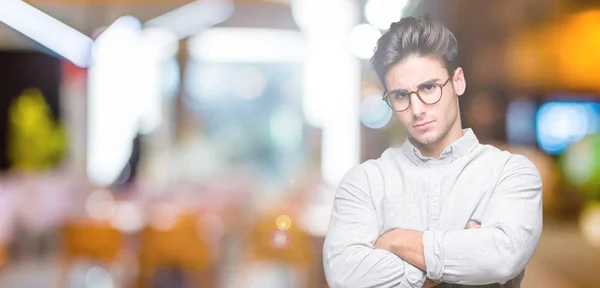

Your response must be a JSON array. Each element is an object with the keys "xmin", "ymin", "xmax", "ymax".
[{"xmin": 323, "ymin": 15, "xmax": 542, "ymax": 288}]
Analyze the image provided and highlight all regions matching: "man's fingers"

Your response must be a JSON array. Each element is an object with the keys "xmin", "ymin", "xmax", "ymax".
[
  {"xmin": 466, "ymin": 221, "xmax": 481, "ymax": 229},
  {"xmin": 466, "ymin": 223, "xmax": 481, "ymax": 229},
  {"xmin": 423, "ymin": 278, "xmax": 440, "ymax": 288}
]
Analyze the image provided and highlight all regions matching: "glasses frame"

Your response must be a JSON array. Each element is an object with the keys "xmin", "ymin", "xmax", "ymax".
[{"xmin": 382, "ymin": 77, "xmax": 452, "ymax": 112}]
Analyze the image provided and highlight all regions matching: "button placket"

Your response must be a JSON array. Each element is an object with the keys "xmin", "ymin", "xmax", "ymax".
[{"xmin": 427, "ymin": 161, "xmax": 442, "ymax": 229}]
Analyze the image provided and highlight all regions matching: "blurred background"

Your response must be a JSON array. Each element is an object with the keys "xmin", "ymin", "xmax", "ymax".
[{"xmin": 0, "ymin": 0, "xmax": 599, "ymax": 287}]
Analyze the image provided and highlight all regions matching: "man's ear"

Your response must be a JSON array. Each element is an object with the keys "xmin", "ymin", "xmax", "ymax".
[{"xmin": 452, "ymin": 67, "xmax": 466, "ymax": 96}]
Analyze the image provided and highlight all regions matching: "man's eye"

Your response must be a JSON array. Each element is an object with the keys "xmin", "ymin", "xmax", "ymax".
[
  {"xmin": 422, "ymin": 84, "xmax": 436, "ymax": 91},
  {"xmin": 394, "ymin": 92, "xmax": 409, "ymax": 98}
]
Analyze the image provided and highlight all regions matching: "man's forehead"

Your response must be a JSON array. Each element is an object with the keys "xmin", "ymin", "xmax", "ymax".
[{"xmin": 385, "ymin": 59, "xmax": 446, "ymax": 90}]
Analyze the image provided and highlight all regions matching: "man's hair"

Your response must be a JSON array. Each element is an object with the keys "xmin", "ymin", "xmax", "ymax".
[{"xmin": 371, "ymin": 14, "xmax": 459, "ymax": 89}]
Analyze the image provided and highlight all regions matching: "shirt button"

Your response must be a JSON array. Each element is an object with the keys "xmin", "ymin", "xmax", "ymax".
[{"xmin": 432, "ymin": 198, "xmax": 438, "ymax": 204}]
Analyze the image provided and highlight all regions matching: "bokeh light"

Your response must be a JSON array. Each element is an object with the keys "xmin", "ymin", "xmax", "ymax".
[
  {"xmin": 271, "ymin": 230, "xmax": 290, "ymax": 249},
  {"xmin": 536, "ymin": 102, "xmax": 599, "ymax": 155},
  {"xmin": 110, "ymin": 202, "xmax": 144, "ymax": 233},
  {"xmin": 275, "ymin": 215, "xmax": 292, "ymax": 231},
  {"xmin": 580, "ymin": 202, "xmax": 600, "ymax": 248},
  {"xmin": 85, "ymin": 266, "xmax": 114, "ymax": 288},
  {"xmin": 347, "ymin": 24, "xmax": 382, "ymax": 60},
  {"xmin": 150, "ymin": 202, "xmax": 179, "ymax": 231},
  {"xmin": 561, "ymin": 134, "xmax": 600, "ymax": 193},
  {"xmin": 364, "ymin": 0, "xmax": 409, "ymax": 30},
  {"xmin": 360, "ymin": 92, "xmax": 392, "ymax": 129},
  {"xmin": 85, "ymin": 189, "xmax": 116, "ymax": 220}
]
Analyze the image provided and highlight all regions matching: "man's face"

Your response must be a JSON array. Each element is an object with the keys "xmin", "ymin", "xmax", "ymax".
[{"xmin": 385, "ymin": 55, "xmax": 466, "ymax": 149}]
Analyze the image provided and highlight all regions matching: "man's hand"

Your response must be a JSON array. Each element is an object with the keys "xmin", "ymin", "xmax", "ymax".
[
  {"xmin": 374, "ymin": 228, "xmax": 421, "ymax": 252},
  {"xmin": 375, "ymin": 222, "xmax": 481, "ymax": 287},
  {"xmin": 466, "ymin": 221, "xmax": 481, "ymax": 229},
  {"xmin": 423, "ymin": 278, "xmax": 440, "ymax": 288},
  {"xmin": 375, "ymin": 228, "xmax": 426, "ymax": 270},
  {"xmin": 375, "ymin": 221, "xmax": 480, "ymax": 251}
]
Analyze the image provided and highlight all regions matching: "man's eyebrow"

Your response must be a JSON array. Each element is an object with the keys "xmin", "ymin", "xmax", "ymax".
[
  {"xmin": 420, "ymin": 78, "xmax": 441, "ymax": 85},
  {"xmin": 388, "ymin": 78, "xmax": 441, "ymax": 93}
]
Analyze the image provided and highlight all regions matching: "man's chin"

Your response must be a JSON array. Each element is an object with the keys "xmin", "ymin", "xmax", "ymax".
[
  {"xmin": 418, "ymin": 139, "xmax": 438, "ymax": 146},
  {"xmin": 410, "ymin": 131, "xmax": 438, "ymax": 145}
]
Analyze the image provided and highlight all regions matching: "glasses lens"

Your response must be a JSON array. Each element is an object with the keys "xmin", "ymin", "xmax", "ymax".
[
  {"xmin": 386, "ymin": 92, "xmax": 410, "ymax": 111},
  {"xmin": 418, "ymin": 84, "xmax": 442, "ymax": 104}
]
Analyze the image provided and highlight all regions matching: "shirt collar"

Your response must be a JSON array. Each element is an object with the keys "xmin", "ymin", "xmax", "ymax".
[{"xmin": 401, "ymin": 128, "xmax": 479, "ymax": 165}]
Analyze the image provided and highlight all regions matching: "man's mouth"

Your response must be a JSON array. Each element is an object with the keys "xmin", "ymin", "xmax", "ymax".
[
  {"xmin": 413, "ymin": 121, "xmax": 434, "ymax": 130},
  {"xmin": 413, "ymin": 121, "xmax": 433, "ymax": 128}
]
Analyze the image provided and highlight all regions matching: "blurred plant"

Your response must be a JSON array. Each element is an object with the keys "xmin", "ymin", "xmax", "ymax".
[
  {"xmin": 7, "ymin": 88, "xmax": 66, "ymax": 172},
  {"xmin": 560, "ymin": 134, "xmax": 600, "ymax": 201}
]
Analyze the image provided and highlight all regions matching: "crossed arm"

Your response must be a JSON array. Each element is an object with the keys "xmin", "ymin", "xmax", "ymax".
[
  {"xmin": 323, "ymin": 155, "xmax": 543, "ymax": 288},
  {"xmin": 375, "ymin": 222, "xmax": 481, "ymax": 287},
  {"xmin": 323, "ymin": 165, "xmax": 428, "ymax": 288}
]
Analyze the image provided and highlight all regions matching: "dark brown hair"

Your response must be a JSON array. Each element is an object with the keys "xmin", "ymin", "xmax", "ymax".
[{"xmin": 371, "ymin": 14, "xmax": 459, "ymax": 89}]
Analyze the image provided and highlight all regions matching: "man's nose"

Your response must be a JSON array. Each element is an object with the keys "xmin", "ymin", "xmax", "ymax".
[{"xmin": 410, "ymin": 93, "xmax": 425, "ymax": 117}]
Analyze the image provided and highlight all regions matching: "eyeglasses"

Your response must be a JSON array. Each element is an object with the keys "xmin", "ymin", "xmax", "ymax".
[{"xmin": 382, "ymin": 77, "xmax": 452, "ymax": 112}]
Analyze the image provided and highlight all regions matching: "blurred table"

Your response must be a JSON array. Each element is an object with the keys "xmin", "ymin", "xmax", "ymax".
[{"xmin": 523, "ymin": 220, "xmax": 600, "ymax": 288}]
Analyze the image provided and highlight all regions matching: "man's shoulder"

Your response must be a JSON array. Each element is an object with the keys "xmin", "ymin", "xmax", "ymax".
[
  {"xmin": 475, "ymin": 143, "xmax": 539, "ymax": 174},
  {"xmin": 358, "ymin": 147, "xmax": 401, "ymax": 174},
  {"xmin": 340, "ymin": 150, "xmax": 393, "ymax": 186}
]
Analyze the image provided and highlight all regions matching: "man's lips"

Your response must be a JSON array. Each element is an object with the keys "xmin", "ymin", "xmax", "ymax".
[{"xmin": 413, "ymin": 121, "xmax": 433, "ymax": 128}]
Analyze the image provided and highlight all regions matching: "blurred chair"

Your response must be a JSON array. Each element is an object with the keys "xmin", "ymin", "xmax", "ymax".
[
  {"xmin": 60, "ymin": 220, "xmax": 126, "ymax": 286},
  {"xmin": 238, "ymin": 209, "xmax": 318, "ymax": 288},
  {"xmin": 136, "ymin": 212, "xmax": 215, "ymax": 288},
  {"xmin": 62, "ymin": 220, "xmax": 124, "ymax": 262}
]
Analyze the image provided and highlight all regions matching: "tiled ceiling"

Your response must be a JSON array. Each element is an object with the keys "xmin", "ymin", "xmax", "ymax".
[
  {"xmin": 0, "ymin": 0, "xmax": 301, "ymax": 49},
  {"xmin": 0, "ymin": 2, "xmax": 190, "ymax": 49}
]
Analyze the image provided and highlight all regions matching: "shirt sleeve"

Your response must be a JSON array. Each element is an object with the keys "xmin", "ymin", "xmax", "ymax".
[
  {"xmin": 422, "ymin": 154, "xmax": 543, "ymax": 285},
  {"xmin": 323, "ymin": 164, "xmax": 426, "ymax": 288}
]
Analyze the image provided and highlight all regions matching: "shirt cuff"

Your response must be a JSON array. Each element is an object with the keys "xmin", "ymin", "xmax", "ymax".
[
  {"xmin": 422, "ymin": 230, "xmax": 446, "ymax": 281},
  {"xmin": 400, "ymin": 262, "xmax": 426, "ymax": 288}
]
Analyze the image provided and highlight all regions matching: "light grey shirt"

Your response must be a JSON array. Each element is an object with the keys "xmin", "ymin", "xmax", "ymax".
[{"xmin": 323, "ymin": 129, "xmax": 543, "ymax": 288}]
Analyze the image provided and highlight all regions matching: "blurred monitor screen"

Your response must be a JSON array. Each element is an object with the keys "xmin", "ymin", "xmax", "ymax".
[{"xmin": 535, "ymin": 97, "xmax": 600, "ymax": 155}]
